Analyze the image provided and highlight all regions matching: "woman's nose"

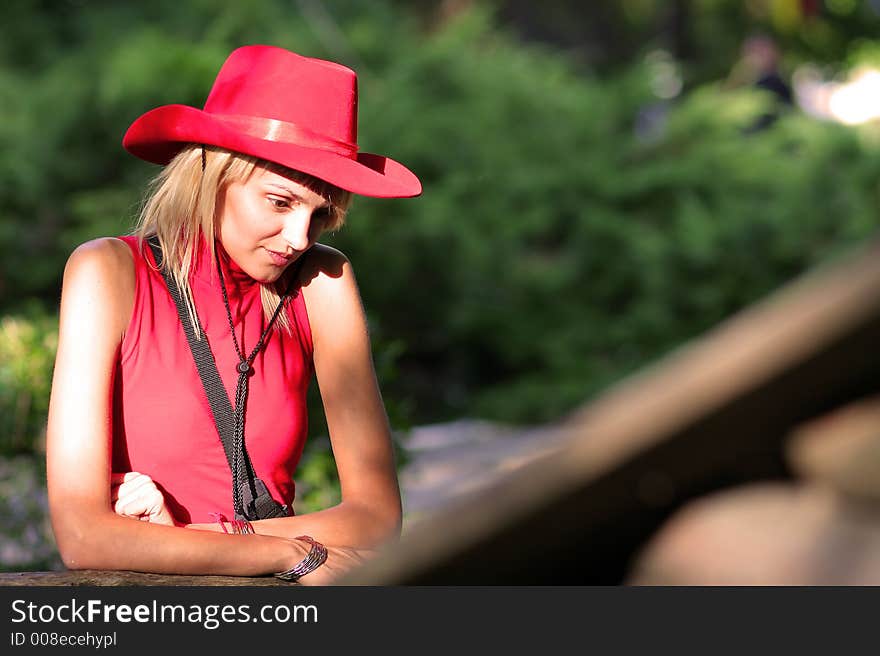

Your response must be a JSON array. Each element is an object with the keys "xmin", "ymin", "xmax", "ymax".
[{"xmin": 280, "ymin": 210, "xmax": 312, "ymax": 251}]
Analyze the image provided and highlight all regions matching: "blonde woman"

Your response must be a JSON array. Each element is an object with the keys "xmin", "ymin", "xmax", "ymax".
[{"xmin": 46, "ymin": 45, "xmax": 421, "ymax": 584}]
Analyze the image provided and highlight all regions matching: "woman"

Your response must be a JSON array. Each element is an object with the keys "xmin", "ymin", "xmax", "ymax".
[{"xmin": 45, "ymin": 45, "xmax": 421, "ymax": 584}]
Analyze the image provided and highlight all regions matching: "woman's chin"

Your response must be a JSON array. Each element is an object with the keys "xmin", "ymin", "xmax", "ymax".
[
  {"xmin": 253, "ymin": 272, "xmax": 281, "ymax": 285},
  {"xmin": 241, "ymin": 264, "xmax": 281, "ymax": 285}
]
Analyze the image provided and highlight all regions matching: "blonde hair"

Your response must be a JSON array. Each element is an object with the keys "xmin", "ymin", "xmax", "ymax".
[{"xmin": 134, "ymin": 144, "xmax": 352, "ymax": 336}]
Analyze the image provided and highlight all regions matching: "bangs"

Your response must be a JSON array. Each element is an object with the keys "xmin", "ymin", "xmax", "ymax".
[{"xmin": 255, "ymin": 159, "xmax": 352, "ymax": 232}]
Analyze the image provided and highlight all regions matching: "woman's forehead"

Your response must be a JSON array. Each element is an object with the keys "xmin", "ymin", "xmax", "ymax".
[{"xmin": 250, "ymin": 166, "xmax": 329, "ymax": 203}]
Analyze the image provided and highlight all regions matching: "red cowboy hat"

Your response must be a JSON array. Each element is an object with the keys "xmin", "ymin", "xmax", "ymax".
[{"xmin": 123, "ymin": 45, "xmax": 421, "ymax": 198}]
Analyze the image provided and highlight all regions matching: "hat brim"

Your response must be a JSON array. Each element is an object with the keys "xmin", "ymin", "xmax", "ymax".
[{"xmin": 122, "ymin": 105, "xmax": 422, "ymax": 199}]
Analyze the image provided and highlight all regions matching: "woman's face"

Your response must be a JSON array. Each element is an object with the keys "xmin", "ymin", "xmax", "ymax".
[{"xmin": 217, "ymin": 166, "xmax": 332, "ymax": 283}]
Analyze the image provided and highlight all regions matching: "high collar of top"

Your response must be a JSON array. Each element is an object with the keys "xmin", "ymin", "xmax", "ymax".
[{"xmin": 191, "ymin": 236, "xmax": 260, "ymax": 300}]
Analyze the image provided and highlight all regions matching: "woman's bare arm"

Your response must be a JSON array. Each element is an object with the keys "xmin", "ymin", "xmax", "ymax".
[{"xmin": 46, "ymin": 238, "xmax": 307, "ymax": 575}]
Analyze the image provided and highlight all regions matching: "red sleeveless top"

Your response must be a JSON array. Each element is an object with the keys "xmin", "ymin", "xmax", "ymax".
[{"xmin": 112, "ymin": 235, "xmax": 313, "ymax": 524}]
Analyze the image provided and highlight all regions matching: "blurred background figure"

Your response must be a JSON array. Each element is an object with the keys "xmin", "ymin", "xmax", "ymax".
[
  {"xmin": 726, "ymin": 33, "xmax": 793, "ymax": 130},
  {"xmin": 740, "ymin": 34, "xmax": 792, "ymax": 104}
]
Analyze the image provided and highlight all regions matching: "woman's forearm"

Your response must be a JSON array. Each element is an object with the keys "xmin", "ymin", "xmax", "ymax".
[
  {"xmin": 55, "ymin": 508, "xmax": 307, "ymax": 576},
  {"xmin": 187, "ymin": 500, "xmax": 401, "ymax": 549}
]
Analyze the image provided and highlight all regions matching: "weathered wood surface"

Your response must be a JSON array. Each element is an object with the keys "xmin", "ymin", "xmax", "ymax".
[
  {"xmin": 338, "ymin": 239, "xmax": 880, "ymax": 584},
  {"xmin": 0, "ymin": 571, "xmax": 292, "ymax": 586}
]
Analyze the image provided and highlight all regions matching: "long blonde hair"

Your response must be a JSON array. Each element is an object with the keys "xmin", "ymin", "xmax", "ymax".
[{"xmin": 134, "ymin": 144, "xmax": 352, "ymax": 336}]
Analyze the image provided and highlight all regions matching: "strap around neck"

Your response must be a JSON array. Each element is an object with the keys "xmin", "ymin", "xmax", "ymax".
[{"xmin": 146, "ymin": 235, "xmax": 291, "ymax": 520}]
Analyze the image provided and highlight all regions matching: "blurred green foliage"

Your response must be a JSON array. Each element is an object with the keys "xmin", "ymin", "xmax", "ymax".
[
  {"xmin": 292, "ymin": 438, "xmax": 342, "ymax": 515},
  {"xmin": 0, "ymin": 308, "xmax": 56, "ymax": 454},
  {"xmin": 1, "ymin": 0, "xmax": 879, "ymax": 441},
  {"xmin": 332, "ymin": 6, "xmax": 880, "ymax": 422}
]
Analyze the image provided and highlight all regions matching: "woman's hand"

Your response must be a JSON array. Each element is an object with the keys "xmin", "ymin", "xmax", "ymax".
[
  {"xmin": 110, "ymin": 472, "xmax": 179, "ymax": 527},
  {"xmin": 295, "ymin": 545, "xmax": 379, "ymax": 586}
]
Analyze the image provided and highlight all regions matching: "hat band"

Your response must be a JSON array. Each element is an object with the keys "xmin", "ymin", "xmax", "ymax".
[{"xmin": 210, "ymin": 113, "xmax": 358, "ymax": 158}]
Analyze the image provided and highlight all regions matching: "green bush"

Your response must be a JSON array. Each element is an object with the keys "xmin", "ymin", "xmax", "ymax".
[
  {"xmin": 329, "ymin": 9, "xmax": 880, "ymax": 423},
  {"xmin": 2, "ymin": 1, "xmax": 879, "ymax": 433},
  {"xmin": 0, "ymin": 309, "xmax": 57, "ymax": 455}
]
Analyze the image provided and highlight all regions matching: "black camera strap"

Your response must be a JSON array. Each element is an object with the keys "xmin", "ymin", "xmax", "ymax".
[{"xmin": 147, "ymin": 236, "xmax": 292, "ymax": 521}]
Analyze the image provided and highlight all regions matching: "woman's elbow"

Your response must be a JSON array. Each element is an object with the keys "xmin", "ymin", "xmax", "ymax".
[
  {"xmin": 50, "ymin": 507, "xmax": 114, "ymax": 570},
  {"xmin": 53, "ymin": 528, "xmax": 94, "ymax": 571},
  {"xmin": 58, "ymin": 547, "xmax": 90, "ymax": 571},
  {"xmin": 371, "ymin": 497, "xmax": 403, "ymax": 545},
  {"xmin": 385, "ymin": 506, "xmax": 403, "ymax": 542},
  {"xmin": 342, "ymin": 496, "xmax": 401, "ymax": 547},
  {"xmin": 54, "ymin": 530, "xmax": 92, "ymax": 571}
]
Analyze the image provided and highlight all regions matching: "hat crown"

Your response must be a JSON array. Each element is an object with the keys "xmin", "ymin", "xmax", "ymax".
[
  {"xmin": 122, "ymin": 44, "xmax": 421, "ymax": 197},
  {"xmin": 203, "ymin": 45, "xmax": 358, "ymax": 146}
]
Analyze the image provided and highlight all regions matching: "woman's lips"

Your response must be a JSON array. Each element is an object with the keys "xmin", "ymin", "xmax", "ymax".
[{"xmin": 264, "ymin": 247, "xmax": 294, "ymax": 266}]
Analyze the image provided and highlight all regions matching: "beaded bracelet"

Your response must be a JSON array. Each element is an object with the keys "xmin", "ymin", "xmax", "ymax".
[
  {"xmin": 230, "ymin": 519, "xmax": 255, "ymax": 534},
  {"xmin": 274, "ymin": 536, "xmax": 328, "ymax": 582},
  {"xmin": 208, "ymin": 513, "xmax": 254, "ymax": 535}
]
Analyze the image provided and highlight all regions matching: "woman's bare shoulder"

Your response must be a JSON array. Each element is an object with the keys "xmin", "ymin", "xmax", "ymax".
[
  {"xmin": 61, "ymin": 238, "xmax": 136, "ymax": 333},
  {"xmin": 296, "ymin": 244, "xmax": 366, "ymax": 347},
  {"xmin": 65, "ymin": 237, "xmax": 135, "ymax": 278},
  {"xmin": 298, "ymin": 242, "xmax": 350, "ymax": 289}
]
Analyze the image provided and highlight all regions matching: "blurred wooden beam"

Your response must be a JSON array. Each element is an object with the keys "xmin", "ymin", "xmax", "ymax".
[{"xmin": 342, "ymin": 238, "xmax": 880, "ymax": 584}]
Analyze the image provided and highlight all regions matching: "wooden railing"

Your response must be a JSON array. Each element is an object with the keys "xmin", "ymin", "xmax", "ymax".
[{"xmin": 0, "ymin": 571, "xmax": 291, "ymax": 586}]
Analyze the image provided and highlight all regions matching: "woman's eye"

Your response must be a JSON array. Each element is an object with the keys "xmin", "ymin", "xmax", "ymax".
[{"xmin": 269, "ymin": 197, "xmax": 291, "ymax": 210}]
